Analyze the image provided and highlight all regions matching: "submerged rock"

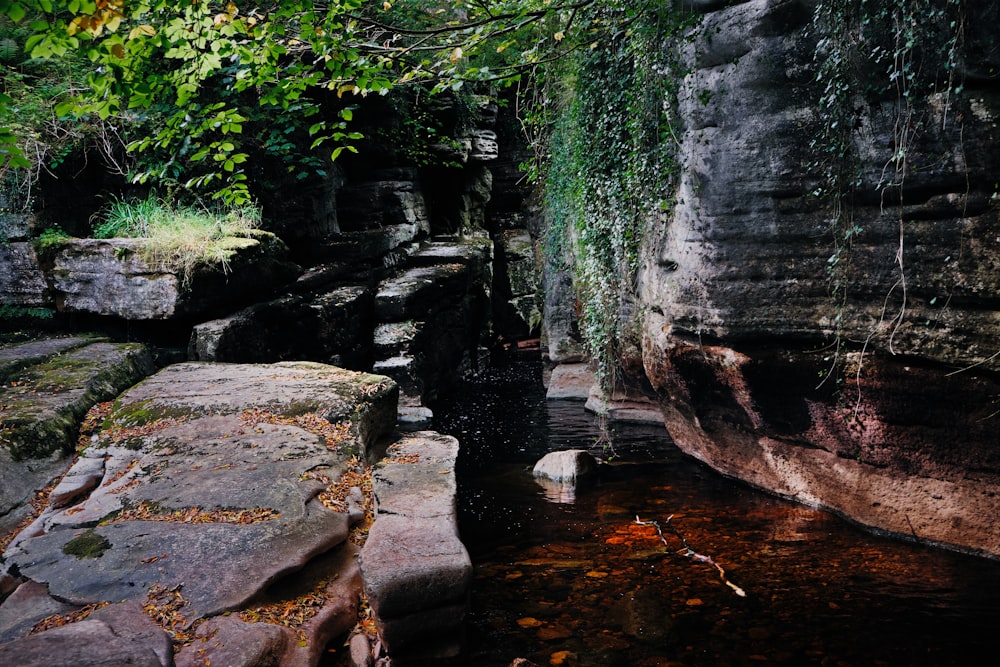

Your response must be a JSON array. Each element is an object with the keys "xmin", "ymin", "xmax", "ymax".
[{"xmin": 532, "ymin": 450, "xmax": 600, "ymax": 484}]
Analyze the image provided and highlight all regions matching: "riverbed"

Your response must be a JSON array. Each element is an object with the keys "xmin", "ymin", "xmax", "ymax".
[{"xmin": 435, "ymin": 352, "xmax": 1000, "ymax": 667}]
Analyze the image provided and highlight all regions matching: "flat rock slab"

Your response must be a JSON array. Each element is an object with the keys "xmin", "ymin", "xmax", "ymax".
[
  {"xmin": 0, "ymin": 336, "xmax": 155, "ymax": 535},
  {"xmin": 2, "ymin": 361, "xmax": 398, "ymax": 660},
  {"xmin": 106, "ymin": 360, "xmax": 397, "ymax": 454},
  {"xmin": 360, "ymin": 432, "xmax": 471, "ymax": 656},
  {"xmin": 0, "ymin": 599, "xmax": 172, "ymax": 667}
]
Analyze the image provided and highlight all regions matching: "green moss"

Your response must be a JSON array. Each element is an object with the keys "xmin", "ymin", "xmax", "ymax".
[
  {"xmin": 0, "ymin": 412, "xmax": 77, "ymax": 461},
  {"xmin": 62, "ymin": 529, "xmax": 111, "ymax": 559},
  {"xmin": 107, "ymin": 398, "xmax": 190, "ymax": 428},
  {"xmin": 280, "ymin": 400, "xmax": 323, "ymax": 417}
]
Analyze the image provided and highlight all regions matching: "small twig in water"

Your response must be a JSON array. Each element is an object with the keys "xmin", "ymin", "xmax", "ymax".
[{"xmin": 636, "ymin": 515, "xmax": 746, "ymax": 597}]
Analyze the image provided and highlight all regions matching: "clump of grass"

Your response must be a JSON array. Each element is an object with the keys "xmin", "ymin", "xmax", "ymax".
[{"xmin": 92, "ymin": 196, "xmax": 261, "ymax": 281}]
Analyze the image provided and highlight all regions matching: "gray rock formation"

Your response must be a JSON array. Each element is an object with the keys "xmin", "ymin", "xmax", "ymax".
[
  {"xmin": 0, "ymin": 243, "xmax": 49, "ymax": 308},
  {"xmin": 49, "ymin": 233, "xmax": 300, "ymax": 319},
  {"xmin": 0, "ymin": 336, "xmax": 155, "ymax": 536},
  {"xmin": 0, "ymin": 360, "xmax": 399, "ymax": 667},
  {"xmin": 630, "ymin": 0, "xmax": 1000, "ymax": 555},
  {"xmin": 371, "ymin": 238, "xmax": 493, "ymax": 418},
  {"xmin": 189, "ymin": 285, "xmax": 375, "ymax": 368},
  {"xmin": 360, "ymin": 431, "xmax": 471, "ymax": 663}
]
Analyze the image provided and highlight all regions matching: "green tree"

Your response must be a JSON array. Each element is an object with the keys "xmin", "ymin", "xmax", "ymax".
[{"xmin": 1, "ymin": 0, "xmax": 601, "ymax": 203}]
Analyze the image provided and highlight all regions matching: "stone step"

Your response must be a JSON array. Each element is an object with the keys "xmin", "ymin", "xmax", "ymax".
[{"xmin": 189, "ymin": 286, "xmax": 374, "ymax": 368}]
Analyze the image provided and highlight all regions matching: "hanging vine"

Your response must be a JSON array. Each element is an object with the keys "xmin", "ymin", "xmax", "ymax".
[
  {"xmin": 542, "ymin": 1, "xmax": 694, "ymax": 391},
  {"xmin": 809, "ymin": 0, "xmax": 965, "ymax": 396}
]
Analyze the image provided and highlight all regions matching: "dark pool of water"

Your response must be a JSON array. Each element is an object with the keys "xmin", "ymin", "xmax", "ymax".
[{"xmin": 433, "ymin": 352, "xmax": 1000, "ymax": 667}]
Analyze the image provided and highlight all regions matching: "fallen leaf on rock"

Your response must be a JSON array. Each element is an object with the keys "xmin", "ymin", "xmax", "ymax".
[
  {"xmin": 240, "ymin": 409, "xmax": 352, "ymax": 451},
  {"xmin": 31, "ymin": 601, "xmax": 110, "ymax": 634},
  {"xmin": 100, "ymin": 415, "xmax": 190, "ymax": 448},
  {"xmin": 385, "ymin": 452, "xmax": 421, "ymax": 464},
  {"xmin": 105, "ymin": 502, "xmax": 280, "ymax": 525},
  {"xmin": 240, "ymin": 587, "xmax": 330, "ymax": 629},
  {"xmin": 550, "ymin": 649, "xmax": 574, "ymax": 665},
  {"xmin": 145, "ymin": 584, "xmax": 196, "ymax": 646}
]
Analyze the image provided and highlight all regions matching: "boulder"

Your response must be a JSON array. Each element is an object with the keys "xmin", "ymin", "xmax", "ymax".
[{"xmin": 532, "ymin": 450, "xmax": 599, "ymax": 484}]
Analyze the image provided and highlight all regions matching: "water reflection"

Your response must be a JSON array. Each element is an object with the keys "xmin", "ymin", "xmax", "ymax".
[
  {"xmin": 434, "ymin": 353, "xmax": 1000, "ymax": 667},
  {"xmin": 534, "ymin": 476, "xmax": 581, "ymax": 504}
]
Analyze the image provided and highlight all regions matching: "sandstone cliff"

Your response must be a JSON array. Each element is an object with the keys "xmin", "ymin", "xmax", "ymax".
[{"xmin": 548, "ymin": 0, "xmax": 1000, "ymax": 556}]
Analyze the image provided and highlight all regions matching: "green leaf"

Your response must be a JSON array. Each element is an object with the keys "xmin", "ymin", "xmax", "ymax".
[{"xmin": 7, "ymin": 3, "xmax": 26, "ymax": 22}]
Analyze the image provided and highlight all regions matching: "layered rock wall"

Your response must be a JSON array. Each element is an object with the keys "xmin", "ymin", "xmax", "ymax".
[{"xmin": 632, "ymin": 0, "xmax": 1000, "ymax": 556}]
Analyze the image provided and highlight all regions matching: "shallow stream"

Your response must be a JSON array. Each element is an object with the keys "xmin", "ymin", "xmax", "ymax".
[{"xmin": 434, "ymin": 353, "xmax": 1000, "ymax": 667}]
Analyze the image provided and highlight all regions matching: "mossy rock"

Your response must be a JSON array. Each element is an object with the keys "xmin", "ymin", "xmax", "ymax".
[
  {"xmin": 62, "ymin": 529, "xmax": 112, "ymax": 559},
  {"xmin": 0, "ymin": 339, "xmax": 155, "ymax": 461}
]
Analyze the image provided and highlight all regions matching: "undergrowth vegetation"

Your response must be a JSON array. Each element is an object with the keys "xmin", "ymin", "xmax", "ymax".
[{"xmin": 91, "ymin": 195, "xmax": 261, "ymax": 280}]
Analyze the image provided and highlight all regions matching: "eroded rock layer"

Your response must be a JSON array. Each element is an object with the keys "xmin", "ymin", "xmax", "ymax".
[{"xmin": 635, "ymin": 0, "xmax": 1000, "ymax": 555}]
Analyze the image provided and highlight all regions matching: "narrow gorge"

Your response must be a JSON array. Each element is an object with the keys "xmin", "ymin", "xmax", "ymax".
[{"xmin": 2, "ymin": 0, "xmax": 1000, "ymax": 665}]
